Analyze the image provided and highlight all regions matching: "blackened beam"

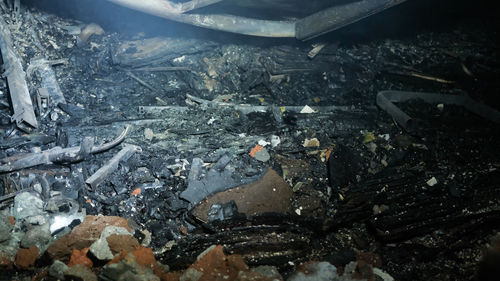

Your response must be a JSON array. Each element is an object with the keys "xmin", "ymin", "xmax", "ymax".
[{"xmin": 0, "ymin": 16, "xmax": 38, "ymax": 132}]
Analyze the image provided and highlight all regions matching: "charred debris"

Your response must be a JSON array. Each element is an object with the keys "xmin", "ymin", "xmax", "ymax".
[{"xmin": 1, "ymin": 0, "xmax": 500, "ymax": 280}]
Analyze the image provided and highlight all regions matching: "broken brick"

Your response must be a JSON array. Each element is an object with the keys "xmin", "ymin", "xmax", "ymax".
[
  {"xmin": 107, "ymin": 234, "xmax": 140, "ymax": 255},
  {"xmin": 67, "ymin": 248, "xmax": 93, "ymax": 268},
  {"xmin": 15, "ymin": 246, "xmax": 38, "ymax": 269},
  {"xmin": 47, "ymin": 215, "xmax": 132, "ymax": 261}
]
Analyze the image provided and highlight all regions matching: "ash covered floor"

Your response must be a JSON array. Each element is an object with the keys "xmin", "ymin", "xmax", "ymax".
[{"xmin": 1, "ymin": 0, "xmax": 500, "ymax": 280}]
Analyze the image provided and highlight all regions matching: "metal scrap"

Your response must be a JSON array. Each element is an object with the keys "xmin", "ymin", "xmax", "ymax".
[
  {"xmin": 377, "ymin": 90, "xmax": 500, "ymax": 131},
  {"xmin": 0, "ymin": 15, "xmax": 38, "ymax": 131},
  {"xmin": 308, "ymin": 43, "xmax": 327, "ymax": 59},
  {"xmin": 0, "ymin": 125, "xmax": 132, "ymax": 173},
  {"xmin": 26, "ymin": 58, "xmax": 68, "ymax": 105},
  {"xmin": 85, "ymin": 144, "xmax": 142, "ymax": 190},
  {"xmin": 125, "ymin": 71, "xmax": 161, "ymax": 93},
  {"xmin": 186, "ymin": 93, "xmax": 361, "ymax": 114}
]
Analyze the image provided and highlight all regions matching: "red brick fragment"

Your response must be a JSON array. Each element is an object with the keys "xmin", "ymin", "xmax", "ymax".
[
  {"xmin": 132, "ymin": 246, "xmax": 163, "ymax": 276},
  {"xmin": 67, "ymin": 248, "xmax": 93, "ymax": 268},
  {"xmin": 15, "ymin": 246, "xmax": 38, "ymax": 269},
  {"xmin": 46, "ymin": 215, "xmax": 132, "ymax": 261},
  {"xmin": 106, "ymin": 234, "xmax": 140, "ymax": 255}
]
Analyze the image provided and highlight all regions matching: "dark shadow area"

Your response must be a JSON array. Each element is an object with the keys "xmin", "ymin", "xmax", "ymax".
[
  {"xmin": 325, "ymin": 0, "xmax": 500, "ymax": 44},
  {"xmin": 21, "ymin": 0, "xmax": 500, "ymax": 46}
]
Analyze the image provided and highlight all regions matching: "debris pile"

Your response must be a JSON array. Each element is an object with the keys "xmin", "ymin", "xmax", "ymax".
[{"xmin": 1, "ymin": 1, "xmax": 500, "ymax": 280}]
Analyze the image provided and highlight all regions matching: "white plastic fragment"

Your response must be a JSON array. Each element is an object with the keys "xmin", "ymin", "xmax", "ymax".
[
  {"xmin": 258, "ymin": 139, "xmax": 270, "ymax": 147},
  {"xmin": 270, "ymin": 135, "xmax": 281, "ymax": 147},
  {"xmin": 173, "ymin": 55, "xmax": 186, "ymax": 63},
  {"xmin": 300, "ymin": 105, "xmax": 315, "ymax": 114},
  {"xmin": 426, "ymin": 177, "xmax": 438, "ymax": 186},
  {"xmin": 207, "ymin": 117, "xmax": 216, "ymax": 125}
]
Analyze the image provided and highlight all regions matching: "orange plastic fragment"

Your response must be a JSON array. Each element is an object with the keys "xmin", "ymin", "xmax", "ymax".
[
  {"xmin": 249, "ymin": 145, "xmax": 264, "ymax": 157},
  {"xmin": 132, "ymin": 188, "xmax": 141, "ymax": 196}
]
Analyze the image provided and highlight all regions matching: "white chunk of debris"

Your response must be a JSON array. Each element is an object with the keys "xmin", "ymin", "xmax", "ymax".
[
  {"xmin": 207, "ymin": 117, "xmax": 217, "ymax": 125},
  {"xmin": 379, "ymin": 134, "xmax": 390, "ymax": 141},
  {"xmin": 144, "ymin": 128, "xmax": 154, "ymax": 141},
  {"xmin": 173, "ymin": 55, "xmax": 186, "ymax": 63},
  {"xmin": 426, "ymin": 177, "xmax": 438, "ymax": 186},
  {"xmin": 258, "ymin": 139, "xmax": 270, "ymax": 147},
  {"xmin": 300, "ymin": 105, "xmax": 315, "ymax": 114},
  {"xmin": 270, "ymin": 135, "xmax": 281, "ymax": 147},
  {"xmin": 303, "ymin": 138, "xmax": 320, "ymax": 147}
]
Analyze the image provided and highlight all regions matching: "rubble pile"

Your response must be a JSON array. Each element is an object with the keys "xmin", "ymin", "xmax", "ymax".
[{"xmin": 1, "ymin": 0, "xmax": 500, "ymax": 280}]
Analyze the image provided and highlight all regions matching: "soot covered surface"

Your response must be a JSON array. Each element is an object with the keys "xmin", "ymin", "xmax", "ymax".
[{"xmin": 1, "ymin": 0, "xmax": 500, "ymax": 280}]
